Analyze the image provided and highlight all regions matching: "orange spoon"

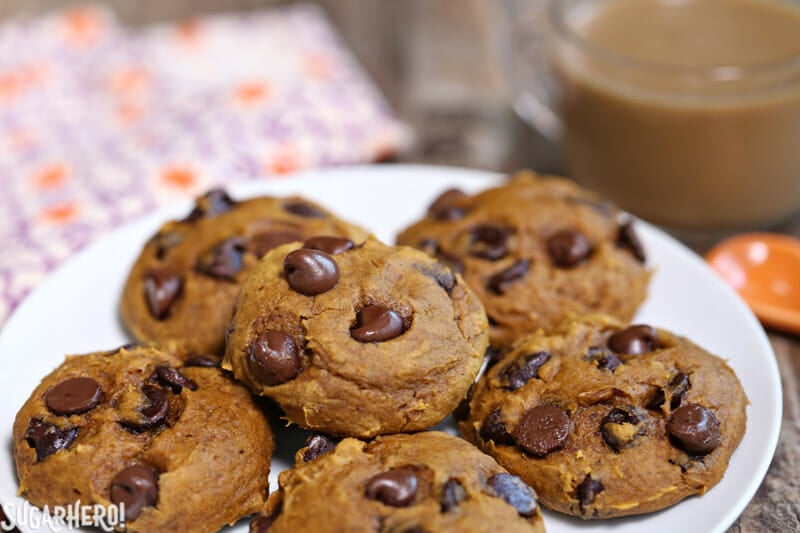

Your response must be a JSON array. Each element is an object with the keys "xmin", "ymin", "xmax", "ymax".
[{"xmin": 706, "ymin": 232, "xmax": 800, "ymax": 335}]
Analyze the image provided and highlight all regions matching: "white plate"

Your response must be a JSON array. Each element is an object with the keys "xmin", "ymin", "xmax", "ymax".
[{"xmin": 0, "ymin": 165, "xmax": 782, "ymax": 533}]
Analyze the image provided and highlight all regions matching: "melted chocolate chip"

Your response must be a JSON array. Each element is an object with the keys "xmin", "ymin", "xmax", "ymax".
[
  {"xmin": 303, "ymin": 433, "xmax": 338, "ymax": 462},
  {"xmin": 502, "ymin": 352, "xmax": 550, "ymax": 390},
  {"xmin": 365, "ymin": 468, "xmax": 418, "ymax": 507},
  {"xmin": 586, "ymin": 346, "xmax": 622, "ymax": 371},
  {"xmin": 249, "ymin": 231, "xmax": 303, "ymax": 258},
  {"xmin": 428, "ymin": 188, "xmax": 467, "ymax": 221},
  {"xmin": 156, "ymin": 366, "xmax": 197, "ymax": 393},
  {"xmin": 303, "ymin": 236, "xmax": 355, "ymax": 255},
  {"xmin": 250, "ymin": 508, "xmax": 280, "ymax": 533},
  {"xmin": 487, "ymin": 259, "xmax": 530, "ymax": 295},
  {"xmin": 24, "ymin": 419, "xmax": 78, "ymax": 462},
  {"xmin": 547, "ymin": 229, "xmax": 593, "ymax": 268},
  {"xmin": 144, "ymin": 270, "xmax": 182, "ymax": 320},
  {"xmin": 351, "ymin": 305, "xmax": 406, "ymax": 342},
  {"xmin": 183, "ymin": 356, "xmax": 220, "ymax": 368},
  {"xmin": 248, "ymin": 331, "xmax": 301, "ymax": 386},
  {"xmin": 440, "ymin": 478, "xmax": 466, "ymax": 512},
  {"xmin": 668, "ymin": 372, "xmax": 691, "ymax": 409},
  {"xmin": 138, "ymin": 386, "xmax": 170, "ymax": 429},
  {"xmin": 195, "ymin": 237, "xmax": 246, "ymax": 281},
  {"xmin": 607, "ymin": 324, "xmax": 660, "ymax": 355},
  {"xmin": 468, "ymin": 225, "xmax": 511, "ymax": 260},
  {"xmin": 283, "ymin": 249, "xmax": 339, "ymax": 296},
  {"xmin": 284, "ymin": 202, "xmax": 326, "ymax": 218},
  {"xmin": 601, "ymin": 407, "xmax": 644, "ymax": 451},
  {"xmin": 44, "ymin": 377, "xmax": 103, "ymax": 416},
  {"xmin": 577, "ymin": 475, "xmax": 603, "ymax": 510},
  {"xmin": 513, "ymin": 405, "xmax": 570, "ymax": 457},
  {"xmin": 417, "ymin": 262, "xmax": 456, "ymax": 294},
  {"xmin": 487, "ymin": 473, "xmax": 537, "ymax": 517},
  {"xmin": 479, "ymin": 409, "xmax": 515, "ymax": 445},
  {"xmin": 667, "ymin": 404, "xmax": 721, "ymax": 455},
  {"xmin": 183, "ymin": 188, "xmax": 236, "ymax": 222},
  {"xmin": 617, "ymin": 219, "xmax": 646, "ymax": 263},
  {"xmin": 110, "ymin": 465, "xmax": 159, "ymax": 521}
]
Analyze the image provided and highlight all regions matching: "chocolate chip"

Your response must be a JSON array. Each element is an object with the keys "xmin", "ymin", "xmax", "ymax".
[
  {"xmin": 468, "ymin": 225, "xmax": 511, "ymax": 260},
  {"xmin": 183, "ymin": 356, "xmax": 220, "ymax": 368},
  {"xmin": 365, "ymin": 468, "xmax": 418, "ymax": 507},
  {"xmin": 502, "ymin": 352, "xmax": 550, "ymax": 390},
  {"xmin": 138, "ymin": 386, "xmax": 170, "ymax": 428},
  {"xmin": 44, "ymin": 377, "xmax": 103, "ymax": 416},
  {"xmin": 617, "ymin": 219, "xmax": 646, "ymax": 263},
  {"xmin": 576, "ymin": 475, "xmax": 603, "ymax": 510},
  {"xmin": 351, "ymin": 305, "xmax": 406, "ymax": 342},
  {"xmin": 248, "ymin": 331, "xmax": 301, "ymax": 386},
  {"xmin": 303, "ymin": 433, "xmax": 338, "ymax": 462},
  {"xmin": 428, "ymin": 188, "xmax": 467, "ymax": 221},
  {"xmin": 479, "ymin": 409, "xmax": 515, "ymax": 445},
  {"xmin": 668, "ymin": 372, "xmax": 690, "ymax": 410},
  {"xmin": 183, "ymin": 188, "xmax": 236, "ymax": 222},
  {"xmin": 283, "ymin": 249, "xmax": 339, "ymax": 295},
  {"xmin": 24, "ymin": 419, "xmax": 78, "ymax": 462},
  {"xmin": 436, "ymin": 250, "xmax": 465, "ymax": 275},
  {"xmin": 601, "ymin": 407, "xmax": 644, "ymax": 451},
  {"xmin": 440, "ymin": 478, "xmax": 466, "ymax": 512},
  {"xmin": 667, "ymin": 404, "xmax": 720, "ymax": 455},
  {"xmin": 607, "ymin": 324, "xmax": 660, "ymax": 355},
  {"xmin": 284, "ymin": 201, "xmax": 326, "ymax": 218},
  {"xmin": 303, "ymin": 236, "xmax": 355, "ymax": 255},
  {"xmin": 144, "ymin": 270, "xmax": 182, "ymax": 320},
  {"xmin": 418, "ymin": 262, "xmax": 456, "ymax": 294},
  {"xmin": 487, "ymin": 259, "xmax": 529, "ymax": 295},
  {"xmin": 646, "ymin": 388, "xmax": 666, "ymax": 411},
  {"xmin": 150, "ymin": 231, "xmax": 183, "ymax": 260},
  {"xmin": 586, "ymin": 346, "xmax": 622, "ymax": 371},
  {"xmin": 513, "ymin": 405, "xmax": 570, "ymax": 457},
  {"xmin": 547, "ymin": 229, "xmax": 593, "ymax": 268},
  {"xmin": 110, "ymin": 465, "xmax": 159, "ymax": 521},
  {"xmin": 249, "ymin": 231, "xmax": 303, "ymax": 258},
  {"xmin": 487, "ymin": 473, "xmax": 537, "ymax": 517},
  {"xmin": 156, "ymin": 366, "xmax": 198, "ymax": 393},
  {"xmin": 195, "ymin": 237, "xmax": 246, "ymax": 281}
]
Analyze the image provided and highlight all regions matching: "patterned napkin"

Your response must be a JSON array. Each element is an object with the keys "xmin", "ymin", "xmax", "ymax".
[{"xmin": 0, "ymin": 4, "xmax": 410, "ymax": 324}]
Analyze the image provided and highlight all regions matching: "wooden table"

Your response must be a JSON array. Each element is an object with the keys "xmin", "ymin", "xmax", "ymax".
[{"xmin": 1, "ymin": 1, "xmax": 797, "ymax": 531}]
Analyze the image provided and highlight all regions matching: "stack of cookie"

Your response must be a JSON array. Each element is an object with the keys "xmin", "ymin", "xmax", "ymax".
[{"xmin": 11, "ymin": 171, "xmax": 747, "ymax": 532}]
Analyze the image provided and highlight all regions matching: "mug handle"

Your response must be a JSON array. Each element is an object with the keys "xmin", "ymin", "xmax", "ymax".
[{"xmin": 502, "ymin": 0, "xmax": 563, "ymax": 141}]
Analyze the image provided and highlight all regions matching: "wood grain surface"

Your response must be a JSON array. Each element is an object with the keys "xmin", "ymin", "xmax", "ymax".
[{"xmin": 0, "ymin": 1, "xmax": 797, "ymax": 531}]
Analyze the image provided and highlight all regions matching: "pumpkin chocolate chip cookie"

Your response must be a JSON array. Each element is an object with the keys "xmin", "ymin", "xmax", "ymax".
[
  {"xmin": 396, "ymin": 171, "xmax": 651, "ymax": 347},
  {"xmin": 251, "ymin": 431, "xmax": 545, "ymax": 532},
  {"xmin": 120, "ymin": 188, "xmax": 368, "ymax": 354},
  {"xmin": 460, "ymin": 314, "xmax": 747, "ymax": 519},
  {"xmin": 222, "ymin": 236, "xmax": 488, "ymax": 437},
  {"xmin": 13, "ymin": 343, "xmax": 273, "ymax": 532}
]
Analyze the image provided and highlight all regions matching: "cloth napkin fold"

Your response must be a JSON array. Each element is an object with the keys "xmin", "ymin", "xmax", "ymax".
[{"xmin": 0, "ymin": 4, "xmax": 410, "ymax": 324}]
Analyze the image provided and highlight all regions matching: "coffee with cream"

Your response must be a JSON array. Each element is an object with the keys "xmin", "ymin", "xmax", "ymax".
[{"xmin": 555, "ymin": 0, "xmax": 800, "ymax": 232}]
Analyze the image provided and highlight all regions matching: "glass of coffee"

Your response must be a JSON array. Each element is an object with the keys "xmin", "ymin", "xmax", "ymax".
[{"xmin": 507, "ymin": 0, "xmax": 800, "ymax": 237}]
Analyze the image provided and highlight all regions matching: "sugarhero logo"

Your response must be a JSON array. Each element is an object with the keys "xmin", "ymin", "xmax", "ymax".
[{"xmin": 1, "ymin": 500, "xmax": 125, "ymax": 531}]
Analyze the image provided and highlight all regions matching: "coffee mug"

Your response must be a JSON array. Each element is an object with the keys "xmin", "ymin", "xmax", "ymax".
[{"xmin": 506, "ymin": 0, "xmax": 800, "ymax": 236}]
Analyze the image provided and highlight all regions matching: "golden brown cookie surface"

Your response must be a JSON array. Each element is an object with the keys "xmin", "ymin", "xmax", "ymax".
[
  {"xmin": 222, "ymin": 236, "xmax": 488, "ymax": 437},
  {"xmin": 252, "ymin": 431, "xmax": 545, "ymax": 533},
  {"xmin": 461, "ymin": 315, "xmax": 748, "ymax": 519},
  {"xmin": 120, "ymin": 189, "xmax": 368, "ymax": 354},
  {"xmin": 396, "ymin": 171, "xmax": 650, "ymax": 347},
  {"xmin": 13, "ymin": 344, "xmax": 273, "ymax": 533}
]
